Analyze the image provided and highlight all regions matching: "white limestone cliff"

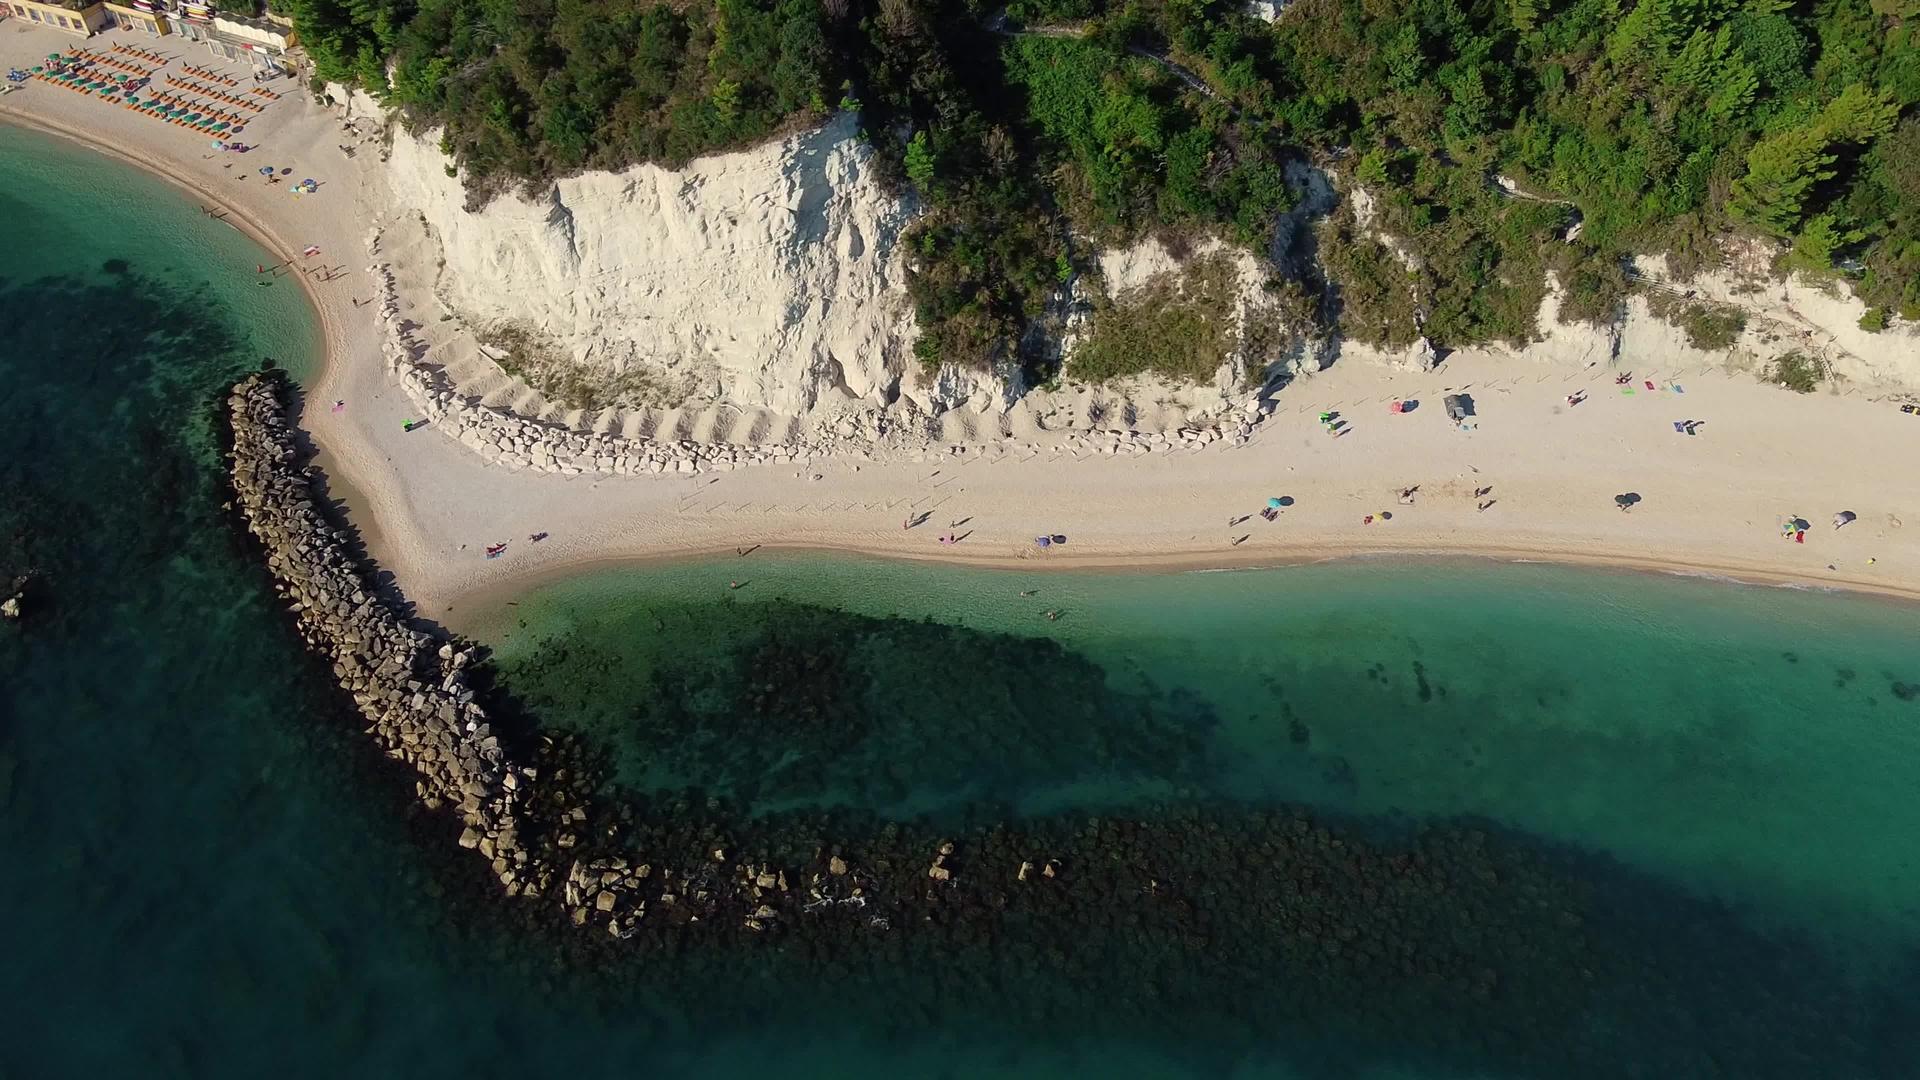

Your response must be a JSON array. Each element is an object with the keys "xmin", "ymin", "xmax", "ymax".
[{"xmin": 384, "ymin": 113, "xmax": 922, "ymax": 416}]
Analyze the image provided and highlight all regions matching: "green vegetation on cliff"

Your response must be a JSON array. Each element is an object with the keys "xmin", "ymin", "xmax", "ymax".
[{"xmin": 287, "ymin": 0, "xmax": 1920, "ymax": 372}]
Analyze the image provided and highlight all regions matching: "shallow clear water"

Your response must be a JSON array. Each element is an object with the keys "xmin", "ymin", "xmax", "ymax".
[
  {"xmin": 5, "ymin": 123, "xmax": 1919, "ymax": 1079},
  {"xmin": 479, "ymin": 555, "xmax": 1920, "ymax": 947}
]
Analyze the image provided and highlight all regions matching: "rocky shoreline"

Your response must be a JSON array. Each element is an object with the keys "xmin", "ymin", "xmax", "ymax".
[
  {"xmin": 227, "ymin": 371, "xmax": 549, "ymax": 889},
  {"xmin": 226, "ymin": 370, "xmax": 884, "ymax": 937}
]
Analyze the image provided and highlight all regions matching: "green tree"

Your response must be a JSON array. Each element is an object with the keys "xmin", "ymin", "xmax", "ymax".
[
  {"xmin": 904, "ymin": 131, "xmax": 938, "ymax": 194},
  {"xmin": 1732, "ymin": 126, "xmax": 1837, "ymax": 234}
]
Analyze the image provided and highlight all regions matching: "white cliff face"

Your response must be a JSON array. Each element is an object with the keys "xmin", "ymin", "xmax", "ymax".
[
  {"xmin": 1094, "ymin": 234, "xmax": 1281, "ymax": 391},
  {"xmin": 1633, "ymin": 255, "xmax": 1920, "ymax": 390},
  {"xmin": 384, "ymin": 114, "xmax": 920, "ymax": 415}
]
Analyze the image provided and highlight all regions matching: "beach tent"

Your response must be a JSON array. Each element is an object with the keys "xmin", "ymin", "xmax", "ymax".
[
  {"xmin": 1834, "ymin": 511, "xmax": 1857, "ymax": 529},
  {"xmin": 1444, "ymin": 394, "xmax": 1474, "ymax": 422}
]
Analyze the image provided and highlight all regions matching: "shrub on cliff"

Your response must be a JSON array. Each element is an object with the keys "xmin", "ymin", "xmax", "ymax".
[{"xmin": 1768, "ymin": 351, "xmax": 1828, "ymax": 394}]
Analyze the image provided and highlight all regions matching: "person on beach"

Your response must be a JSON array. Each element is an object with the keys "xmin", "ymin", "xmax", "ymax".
[{"xmin": 331, "ymin": 399, "xmax": 345, "ymax": 413}]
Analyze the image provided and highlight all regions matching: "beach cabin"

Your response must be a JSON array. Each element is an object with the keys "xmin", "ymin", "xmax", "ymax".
[
  {"xmin": 103, "ymin": 0, "xmax": 170, "ymax": 35},
  {"xmin": 167, "ymin": 5, "xmax": 295, "ymax": 72},
  {"xmin": 208, "ymin": 12, "xmax": 295, "ymax": 71},
  {"xmin": 6, "ymin": 0, "xmax": 114, "ymax": 36}
]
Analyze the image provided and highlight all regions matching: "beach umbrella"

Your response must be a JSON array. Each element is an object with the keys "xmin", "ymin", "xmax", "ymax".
[
  {"xmin": 213, "ymin": 123, "xmax": 229, "ymax": 132},
  {"xmin": 1788, "ymin": 516, "xmax": 1811, "ymax": 532},
  {"xmin": 1267, "ymin": 497, "xmax": 1283, "ymax": 509},
  {"xmin": 259, "ymin": 166, "xmax": 275, "ymax": 176},
  {"xmin": 1615, "ymin": 493, "xmax": 1642, "ymax": 510}
]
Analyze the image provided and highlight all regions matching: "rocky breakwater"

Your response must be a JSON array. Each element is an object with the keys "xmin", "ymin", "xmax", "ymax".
[
  {"xmin": 224, "ymin": 369, "xmax": 843, "ymax": 938},
  {"xmin": 227, "ymin": 370, "xmax": 552, "ymax": 899}
]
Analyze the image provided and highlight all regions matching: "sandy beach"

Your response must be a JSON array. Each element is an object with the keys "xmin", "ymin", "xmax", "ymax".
[{"xmin": 7, "ymin": 20, "xmax": 1920, "ymax": 623}]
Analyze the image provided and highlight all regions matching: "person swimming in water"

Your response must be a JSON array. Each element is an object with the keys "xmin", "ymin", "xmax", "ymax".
[{"xmin": 1019, "ymin": 589, "xmax": 1036, "ymax": 597}]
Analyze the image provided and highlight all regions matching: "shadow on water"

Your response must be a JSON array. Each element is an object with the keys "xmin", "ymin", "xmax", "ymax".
[{"xmin": 479, "ymin": 599, "xmax": 1224, "ymax": 815}]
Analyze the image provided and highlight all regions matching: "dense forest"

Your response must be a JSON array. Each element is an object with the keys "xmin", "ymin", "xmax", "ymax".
[{"xmin": 278, "ymin": 0, "xmax": 1919, "ymax": 374}]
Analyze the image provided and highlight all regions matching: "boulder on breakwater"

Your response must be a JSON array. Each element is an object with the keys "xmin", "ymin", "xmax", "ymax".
[{"xmin": 227, "ymin": 371, "xmax": 550, "ymax": 897}]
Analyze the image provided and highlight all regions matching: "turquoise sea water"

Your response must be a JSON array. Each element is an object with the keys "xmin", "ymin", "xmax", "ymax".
[
  {"xmin": 4, "ymin": 123, "xmax": 1920, "ymax": 1078},
  {"xmin": 479, "ymin": 556, "xmax": 1920, "ymax": 949}
]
